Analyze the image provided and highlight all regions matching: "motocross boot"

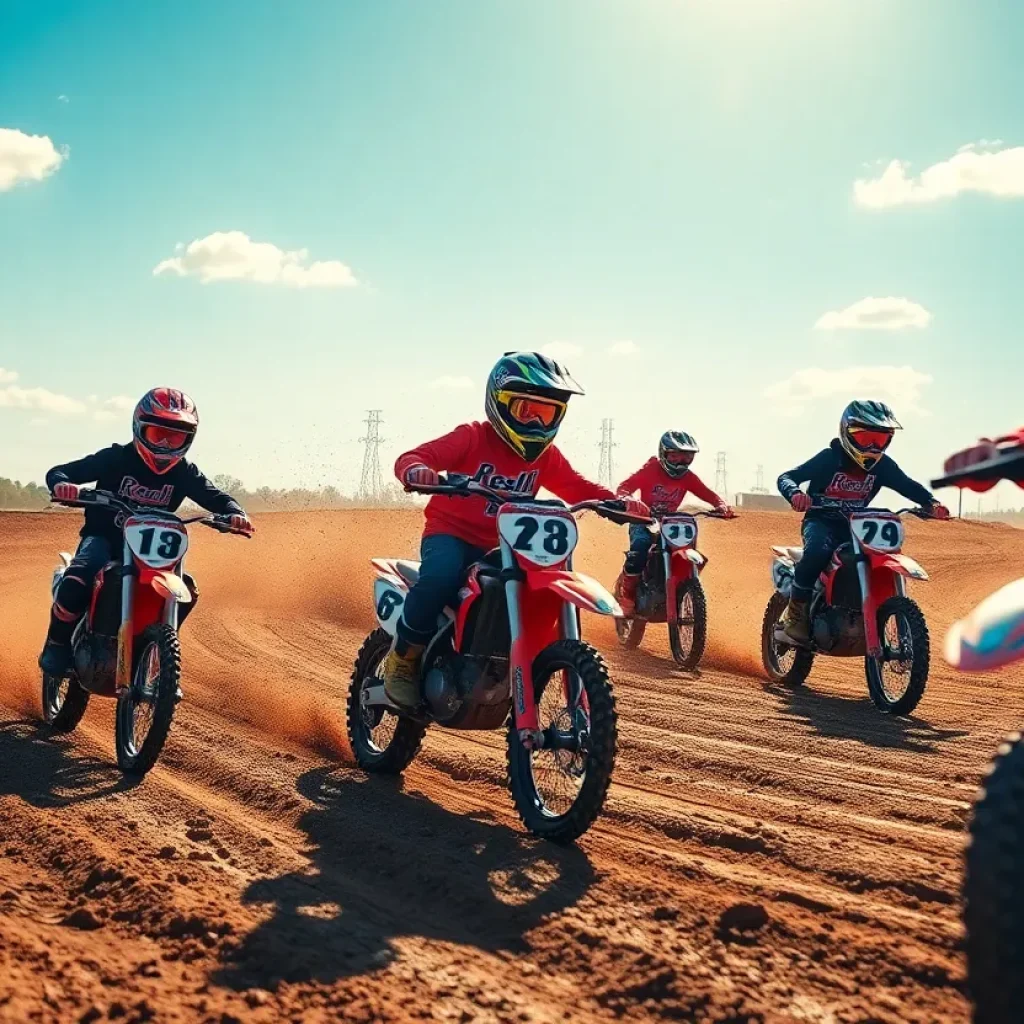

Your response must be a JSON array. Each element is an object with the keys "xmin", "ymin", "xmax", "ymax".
[
  {"xmin": 776, "ymin": 598, "xmax": 810, "ymax": 645},
  {"xmin": 617, "ymin": 573, "xmax": 641, "ymax": 617},
  {"xmin": 38, "ymin": 641, "xmax": 73, "ymax": 678},
  {"xmin": 383, "ymin": 639, "xmax": 425, "ymax": 711}
]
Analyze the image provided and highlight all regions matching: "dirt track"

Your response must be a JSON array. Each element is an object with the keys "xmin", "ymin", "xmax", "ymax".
[{"xmin": 3, "ymin": 508, "xmax": 1023, "ymax": 1023}]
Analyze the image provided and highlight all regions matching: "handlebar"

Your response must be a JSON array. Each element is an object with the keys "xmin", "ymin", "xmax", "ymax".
[
  {"xmin": 407, "ymin": 475, "xmax": 653, "ymax": 526},
  {"xmin": 798, "ymin": 498, "xmax": 941, "ymax": 520},
  {"xmin": 50, "ymin": 489, "xmax": 252, "ymax": 537}
]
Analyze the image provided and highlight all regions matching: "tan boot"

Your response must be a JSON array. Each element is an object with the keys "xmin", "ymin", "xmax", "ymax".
[
  {"xmin": 776, "ymin": 598, "xmax": 810, "ymax": 645},
  {"xmin": 383, "ymin": 641, "xmax": 424, "ymax": 710},
  {"xmin": 617, "ymin": 573, "xmax": 640, "ymax": 616}
]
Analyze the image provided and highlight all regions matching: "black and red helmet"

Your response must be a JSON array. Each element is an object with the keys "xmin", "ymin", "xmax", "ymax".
[{"xmin": 132, "ymin": 388, "xmax": 198, "ymax": 474}]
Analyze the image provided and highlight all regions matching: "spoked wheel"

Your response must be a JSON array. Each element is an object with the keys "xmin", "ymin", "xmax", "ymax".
[
  {"xmin": 506, "ymin": 639, "xmax": 617, "ymax": 845},
  {"xmin": 761, "ymin": 593, "xmax": 814, "ymax": 686},
  {"xmin": 964, "ymin": 733, "xmax": 1024, "ymax": 1024},
  {"xmin": 115, "ymin": 624, "xmax": 180, "ymax": 776},
  {"xmin": 347, "ymin": 629, "xmax": 426, "ymax": 774},
  {"xmin": 668, "ymin": 578, "xmax": 707, "ymax": 670},
  {"xmin": 41, "ymin": 670, "xmax": 90, "ymax": 733},
  {"xmin": 865, "ymin": 596, "xmax": 929, "ymax": 715},
  {"xmin": 614, "ymin": 615, "xmax": 646, "ymax": 649}
]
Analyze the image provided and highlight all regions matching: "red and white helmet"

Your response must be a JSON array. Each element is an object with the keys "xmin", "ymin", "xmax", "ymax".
[{"xmin": 132, "ymin": 388, "xmax": 198, "ymax": 474}]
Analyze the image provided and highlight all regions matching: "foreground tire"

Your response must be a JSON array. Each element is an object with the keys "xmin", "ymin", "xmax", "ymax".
[
  {"xmin": 964, "ymin": 733, "xmax": 1024, "ymax": 1024},
  {"xmin": 668, "ymin": 578, "xmax": 707, "ymax": 670},
  {"xmin": 347, "ymin": 629, "xmax": 426, "ymax": 774},
  {"xmin": 41, "ymin": 671, "xmax": 90, "ymax": 733},
  {"xmin": 116, "ymin": 624, "xmax": 180, "ymax": 776},
  {"xmin": 865, "ymin": 596, "xmax": 929, "ymax": 716},
  {"xmin": 507, "ymin": 639, "xmax": 617, "ymax": 845},
  {"xmin": 762, "ymin": 593, "xmax": 814, "ymax": 686}
]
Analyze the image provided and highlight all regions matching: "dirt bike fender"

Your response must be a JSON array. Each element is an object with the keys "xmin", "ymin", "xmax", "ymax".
[
  {"xmin": 945, "ymin": 577, "xmax": 1024, "ymax": 672},
  {"xmin": 373, "ymin": 577, "xmax": 408, "ymax": 637},
  {"xmin": 151, "ymin": 572, "xmax": 192, "ymax": 603},
  {"xmin": 683, "ymin": 549, "xmax": 706, "ymax": 571},
  {"xmin": 874, "ymin": 553, "xmax": 929, "ymax": 581},
  {"xmin": 528, "ymin": 571, "xmax": 622, "ymax": 617}
]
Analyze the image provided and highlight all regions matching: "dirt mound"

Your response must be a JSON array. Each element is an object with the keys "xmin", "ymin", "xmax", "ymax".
[{"xmin": 3, "ymin": 507, "xmax": 1024, "ymax": 1022}]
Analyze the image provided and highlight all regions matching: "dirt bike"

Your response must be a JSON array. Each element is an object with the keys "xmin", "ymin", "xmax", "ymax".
[
  {"xmin": 613, "ymin": 509, "xmax": 733, "ymax": 669},
  {"xmin": 934, "ymin": 439, "xmax": 1024, "ymax": 1024},
  {"xmin": 761, "ymin": 503, "xmax": 939, "ymax": 715},
  {"xmin": 347, "ymin": 474, "xmax": 651, "ymax": 844},
  {"xmin": 42, "ymin": 488, "xmax": 249, "ymax": 776}
]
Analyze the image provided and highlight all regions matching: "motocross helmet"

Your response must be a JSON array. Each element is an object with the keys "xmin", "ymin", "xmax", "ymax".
[
  {"xmin": 839, "ymin": 400, "xmax": 901, "ymax": 471},
  {"xmin": 485, "ymin": 351, "xmax": 583, "ymax": 462},
  {"xmin": 132, "ymin": 388, "xmax": 198, "ymax": 474},
  {"xmin": 659, "ymin": 430, "xmax": 699, "ymax": 478}
]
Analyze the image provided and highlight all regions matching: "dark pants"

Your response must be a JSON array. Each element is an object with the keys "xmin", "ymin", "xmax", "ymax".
[
  {"xmin": 47, "ymin": 535, "xmax": 198, "ymax": 646},
  {"xmin": 397, "ymin": 534, "xmax": 486, "ymax": 647},
  {"xmin": 624, "ymin": 524, "xmax": 656, "ymax": 575},
  {"xmin": 792, "ymin": 517, "xmax": 851, "ymax": 603}
]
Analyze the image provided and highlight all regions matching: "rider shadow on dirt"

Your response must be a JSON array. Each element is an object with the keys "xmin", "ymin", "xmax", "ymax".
[
  {"xmin": 0, "ymin": 719, "xmax": 138, "ymax": 807},
  {"xmin": 214, "ymin": 766, "xmax": 596, "ymax": 992},
  {"xmin": 766, "ymin": 683, "xmax": 969, "ymax": 754}
]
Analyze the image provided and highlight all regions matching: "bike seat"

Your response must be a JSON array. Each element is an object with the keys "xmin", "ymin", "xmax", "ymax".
[
  {"xmin": 785, "ymin": 546, "xmax": 803, "ymax": 563},
  {"xmin": 394, "ymin": 560, "xmax": 421, "ymax": 586}
]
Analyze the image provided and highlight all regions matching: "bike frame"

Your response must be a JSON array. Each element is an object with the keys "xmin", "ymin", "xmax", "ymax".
[{"xmin": 654, "ymin": 514, "xmax": 708, "ymax": 626}]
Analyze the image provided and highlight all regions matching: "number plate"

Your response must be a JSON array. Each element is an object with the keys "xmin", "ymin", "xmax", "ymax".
[
  {"xmin": 498, "ymin": 507, "xmax": 578, "ymax": 567},
  {"xmin": 373, "ymin": 578, "xmax": 406, "ymax": 636},
  {"xmin": 851, "ymin": 514, "xmax": 904, "ymax": 553},
  {"xmin": 661, "ymin": 514, "xmax": 698, "ymax": 549},
  {"xmin": 124, "ymin": 517, "xmax": 189, "ymax": 568}
]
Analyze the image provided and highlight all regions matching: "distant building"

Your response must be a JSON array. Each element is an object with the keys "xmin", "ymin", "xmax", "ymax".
[{"xmin": 736, "ymin": 492, "xmax": 790, "ymax": 511}]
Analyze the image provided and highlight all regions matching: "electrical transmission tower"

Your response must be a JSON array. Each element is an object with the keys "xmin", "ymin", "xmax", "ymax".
[
  {"xmin": 358, "ymin": 410, "xmax": 385, "ymax": 501},
  {"xmin": 715, "ymin": 451, "xmax": 729, "ymax": 499},
  {"xmin": 751, "ymin": 464, "xmax": 769, "ymax": 495},
  {"xmin": 597, "ymin": 418, "xmax": 617, "ymax": 487}
]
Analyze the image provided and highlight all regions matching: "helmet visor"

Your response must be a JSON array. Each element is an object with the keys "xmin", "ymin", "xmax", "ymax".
[
  {"xmin": 663, "ymin": 449, "xmax": 695, "ymax": 468},
  {"xmin": 848, "ymin": 427, "xmax": 894, "ymax": 453},
  {"xmin": 507, "ymin": 396, "xmax": 565, "ymax": 429},
  {"xmin": 142, "ymin": 424, "xmax": 191, "ymax": 450}
]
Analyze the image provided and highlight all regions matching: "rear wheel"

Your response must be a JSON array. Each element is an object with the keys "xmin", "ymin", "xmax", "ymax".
[
  {"xmin": 614, "ymin": 616, "xmax": 646, "ymax": 649},
  {"xmin": 762, "ymin": 593, "xmax": 814, "ymax": 686},
  {"xmin": 41, "ymin": 671, "xmax": 90, "ymax": 733},
  {"xmin": 347, "ymin": 629, "xmax": 427, "ymax": 774},
  {"xmin": 865, "ymin": 596, "xmax": 929, "ymax": 715},
  {"xmin": 115, "ymin": 624, "xmax": 180, "ymax": 776},
  {"xmin": 964, "ymin": 733, "xmax": 1024, "ymax": 1024},
  {"xmin": 506, "ymin": 639, "xmax": 617, "ymax": 845},
  {"xmin": 668, "ymin": 578, "xmax": 707, "ymax": 670}
]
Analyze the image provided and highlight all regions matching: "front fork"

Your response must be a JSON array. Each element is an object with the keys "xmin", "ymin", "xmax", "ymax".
[
  {"xmin": 857, "ymin": 545, "xmax": 904, "ymax": 658},
  {"xmin": 115, "ymin": 541, "xmax": 136, "ymax": 696}
]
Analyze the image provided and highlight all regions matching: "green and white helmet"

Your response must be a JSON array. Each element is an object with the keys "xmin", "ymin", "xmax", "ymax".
[{"xmin": 485, "ymin": 351, "xmax": 584, "ymax": 462}]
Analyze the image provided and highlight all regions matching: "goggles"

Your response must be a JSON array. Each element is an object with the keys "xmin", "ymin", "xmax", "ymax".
[
  {"xmin": 847, "ymin": 427, "xmax": 894, "ymax": 452},
  {"xmin": 142, "ymin": 424, "xmax": 191, "ymax": 450},
  {"xmin": 663, "ymin": 449, "xmax": 695, "ymax": 467},
  {"xmin": 505, "ymin": 395, "xmax": 565, "ymax": 429}
]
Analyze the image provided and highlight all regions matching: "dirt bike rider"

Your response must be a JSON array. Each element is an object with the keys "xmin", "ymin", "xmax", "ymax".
[
  {"xmin": 384, "ymin": 351, "xmax": 649, "ymax": 710},
  {"xmin": 775, "ymin": 400, "xmax": 949, "ymax": 645},
  {"xmin": 615, "ymin": 431, "xmax": 734, "ymax": 615},
  {"xmin": 38, "ymin": 388, "xmax": 254, "ymax": 678}
]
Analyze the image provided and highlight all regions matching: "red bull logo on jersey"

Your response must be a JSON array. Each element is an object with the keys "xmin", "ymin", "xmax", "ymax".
[
  {"xmin": 824, "ymin": 472, "xmax": 875, "ymax": 502},
  {"xmin": 471, "ymin": 463, "xmax": 540, "ymax": 513},
  {"xmin": 650, "ymin": 483, "xmax": 684, "ymax": 513},
  {"xmin": 118, "ymin": 476, "xmax": 174, "ymax": 507}
]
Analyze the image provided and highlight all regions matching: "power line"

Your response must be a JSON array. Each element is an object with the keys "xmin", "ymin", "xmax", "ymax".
[
  {"xmin": 358, "ymin": 410, "xmax": 386, "ymax": 501},
  {"xmin": 598, "ymin": 418, "xmax": 617, "ymax": 487},
  {"xmin": 715, "ymin": 451, "xmax": 729, "ymax": 499},
  {"xmin": 751, "ymin": 464, "xmax": 769, "ymax": 495}
]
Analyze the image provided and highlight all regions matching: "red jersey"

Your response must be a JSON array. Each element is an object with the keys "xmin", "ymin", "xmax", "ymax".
[
  {"xmin": 395, "ymin": 421, "xmax": 614, "ymax": 549},
  {"xmin": 617, "ymin": 458, "xmax": 725, "ymax": 517}
]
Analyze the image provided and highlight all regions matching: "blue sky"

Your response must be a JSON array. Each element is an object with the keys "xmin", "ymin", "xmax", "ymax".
[{"xmin": 2, "ymin": 0, "xmax": 1023, "ymax": 505}]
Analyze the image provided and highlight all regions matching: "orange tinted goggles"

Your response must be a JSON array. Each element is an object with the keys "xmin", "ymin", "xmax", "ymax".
[
  {"xmin": 848, "ymin": 427, "xmax": 894, "ymax": 451},
  {"xmin": 142, "ymin": 424, "xmax": 190, "ymax": 449},
  {"xmin": 507, "ymin": 396, "xmax": 564, "ymax": 428},
  {"xmin": 664, "ymin": 450, "xmax": 695, "ymax": 466}
]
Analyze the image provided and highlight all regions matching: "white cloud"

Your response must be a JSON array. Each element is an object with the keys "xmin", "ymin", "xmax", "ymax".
[
  {"xmin": 0, "ymin": 370, "xmax": 132, "ymax": 420},
  {"xmin": 542, "ymin": 342, "xmax": 585, "ymax": 361},
  {"xmin": 854, "ymin": 143, "xmax": 1024, "ymax": 208},
  {"xmin": 0, "ymin": 368, "xmax": 18, "ymax": 384},
  {"xmin": 57, "ymin": 95, "xmax": 69, "ymax": 104},
  {"xmin": 153, "ymin": 231, "xmax": 358, "ymax": 289},
  {"xmin": 765, "ymin": 365, "xmax": 933, "ymax": 416},
  {"xmin": 607, "ymin": 340, "xmax": 639, "ymax": 356},
  {"xmin": 429, "ymin": 375, "xmax": 474, "ymax": 390},
  {"xmin": 0, "ymin": 128, "xmax": 67, "ymax": 191},
  {"xmin": 90, "ymin": 396, "xmax": 135, "ymax": 421},
  {"xmin": 814, "ymin": 297, "xmax": 932, "ymax": 332}
]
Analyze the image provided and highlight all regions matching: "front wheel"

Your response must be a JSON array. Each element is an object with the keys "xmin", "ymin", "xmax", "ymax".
[
  {"xmin": 506, "ymin": 639, "xmax": 617, "ymax": 845},
  {"xmin": 668, "ymin": 577, "xmax": 707, "ymax": 670},
  {"xmin": 762, "ymin": 593, "xmax": 814, "ymax": 686},
  {"xmin": 115, "ymin": 624, "xmax": 180, "ymax": 776},
  {"xmin": 347, "ymin": 629, "xmax": 427, "ymax": 774},
  {"xmin": 964, "ymin": 733, "xmax": 1024, "ymax": 1024},
  {"xmin": 865, "ymin": 596, "xmax": 929, "ymax": 715},
  {"xmin": 41, "ymin": 671, "xmax": 90, "ymax": 733}
]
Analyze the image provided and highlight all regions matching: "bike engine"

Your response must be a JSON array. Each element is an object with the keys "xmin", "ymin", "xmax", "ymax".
[
  {"xmin": 423, "ymin": 663, "xmax": 461, "ymax": 722},
  {"xmin": 73, "ymin": 633, "xmax": 117, "ymax": 695},
  {"xmin": 812, "ymin": 607, "xmax": 865, "ymax": 657}
]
